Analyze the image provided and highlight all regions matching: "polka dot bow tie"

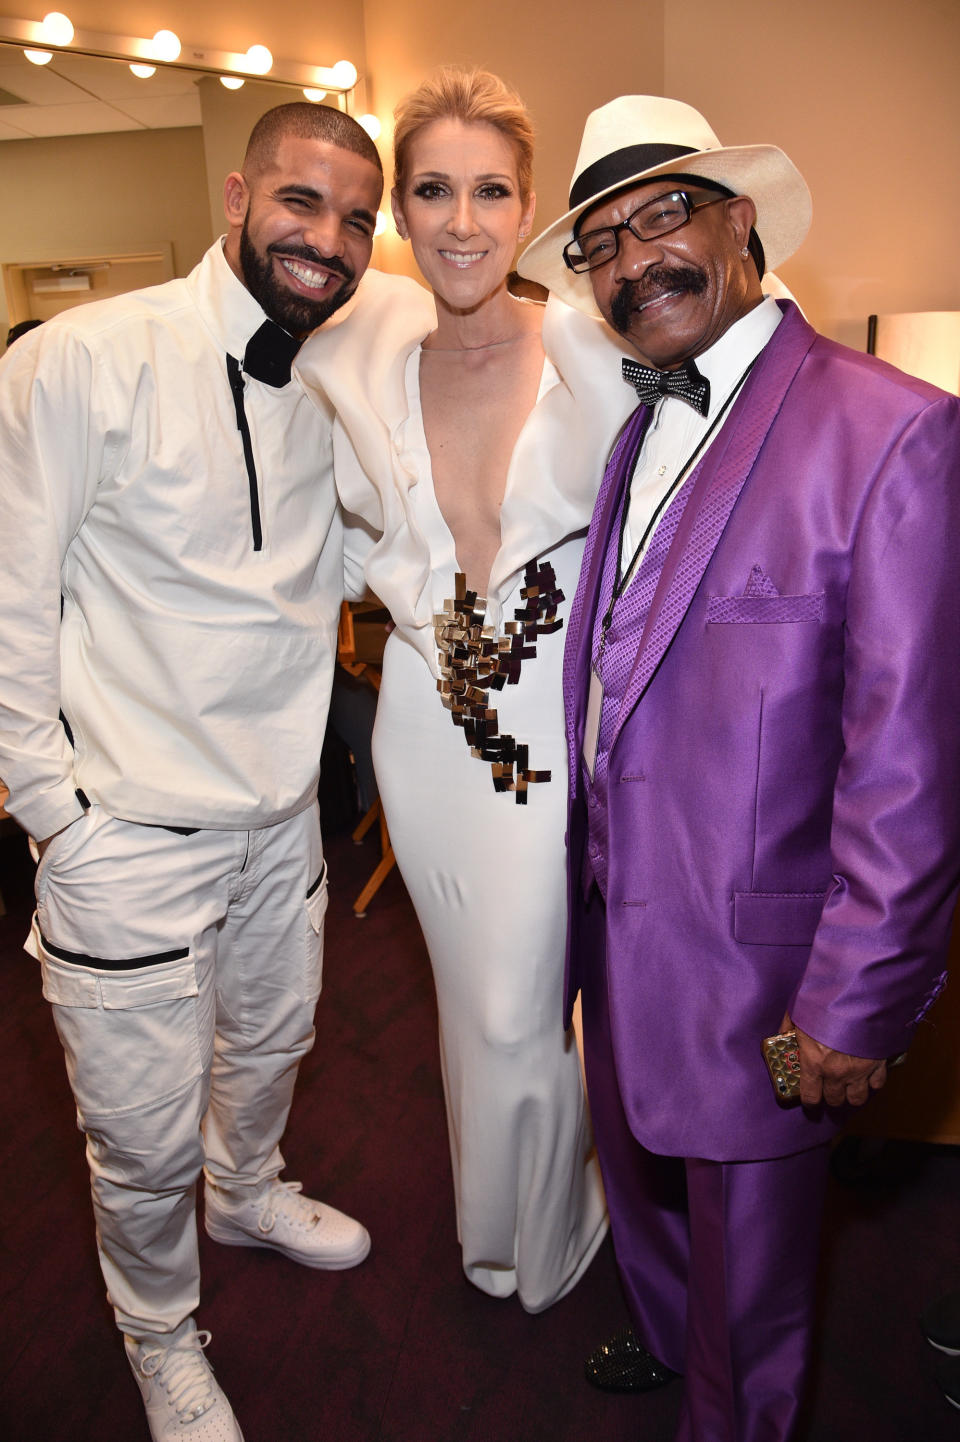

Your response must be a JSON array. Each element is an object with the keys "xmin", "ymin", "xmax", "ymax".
[{"xmin": 622, "ymin": 356, "xmax": 711, "ymax": 416}]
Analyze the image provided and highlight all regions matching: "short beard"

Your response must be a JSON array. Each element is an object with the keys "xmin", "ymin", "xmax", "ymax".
[
  {"xmin": 609, "ymin": 264, "xmax": 707, "ymax": 336},
  {"xmin": 239, "ymin": 217, "xmax": 357, "ymax": 336}
]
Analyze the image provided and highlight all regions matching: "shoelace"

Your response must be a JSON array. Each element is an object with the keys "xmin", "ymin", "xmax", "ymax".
[
  {"xmin": 259, "ymin": 1179, "xmax": 321, "ymax": 1234},
  {"xmin": 138, "ymin": 1330, "xmax": 217, "ymax": 1422}
]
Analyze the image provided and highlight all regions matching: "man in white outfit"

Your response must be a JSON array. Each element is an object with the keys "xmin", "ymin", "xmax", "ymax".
[{"xmin": 0, "ymin": 103, "xmax": 384, "ymax": 1441}]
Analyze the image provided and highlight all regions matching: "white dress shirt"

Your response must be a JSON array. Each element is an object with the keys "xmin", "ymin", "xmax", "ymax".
[{"xmin": 621, "ymin": 297, "xmax": 783, "ymax": 575}]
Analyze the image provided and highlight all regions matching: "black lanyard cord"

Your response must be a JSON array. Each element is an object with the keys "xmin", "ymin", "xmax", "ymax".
[
  {"xmin": 592, "ymin": 353, "xmax": 759, "ymax": 673},
  {"xmin": 604, "ymin": 352, "xmax": 760, "ymax": 634}
]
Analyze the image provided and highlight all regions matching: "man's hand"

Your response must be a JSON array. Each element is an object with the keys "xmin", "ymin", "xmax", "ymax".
[{"xmin": 780, "ymin": 1013, "xmax": 887, "ymax": 1108}]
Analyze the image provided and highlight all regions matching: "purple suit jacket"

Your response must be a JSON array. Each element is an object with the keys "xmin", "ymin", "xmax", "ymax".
[{"xmin": 564, "ymin": 302, "xmax": 960, "ymax": 1161}]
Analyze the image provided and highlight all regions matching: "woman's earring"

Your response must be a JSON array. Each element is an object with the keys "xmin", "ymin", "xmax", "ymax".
[{"xmin": 740, "ymin": 246, "xmax": 749, "ymax": 258}]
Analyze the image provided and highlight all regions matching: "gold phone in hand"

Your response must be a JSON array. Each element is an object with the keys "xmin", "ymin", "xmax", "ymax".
[{"xmin": 762, "ymin": 1030, "xmax": 802, "ymax": 1102}]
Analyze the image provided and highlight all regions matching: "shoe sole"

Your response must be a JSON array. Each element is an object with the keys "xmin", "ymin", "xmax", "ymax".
[
  {"xmin": 927, "ymin": 1339, "xmax": 960, "ymax": 1356},
  {"xmin": 204, "ymin": 1216, "xmax": 371, "ymax": 1270}
]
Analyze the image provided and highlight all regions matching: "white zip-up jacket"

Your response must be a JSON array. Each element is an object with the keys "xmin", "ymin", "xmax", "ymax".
[{"xmin": 0, "ymin": 241, "xmax": 345, "ymax": 840}]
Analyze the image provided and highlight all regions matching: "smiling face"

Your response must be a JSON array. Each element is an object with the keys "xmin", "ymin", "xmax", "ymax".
[
  {"xmin": 223, "ymin": 134, "xmax": 383, "ymax": 336},
  {"xmin": 582, "ymin": 178, "xmax": 762, "ymax": 368},
  {"xmin": 392, "ymin": 118, "xmax": 535, "ymax": 314}
]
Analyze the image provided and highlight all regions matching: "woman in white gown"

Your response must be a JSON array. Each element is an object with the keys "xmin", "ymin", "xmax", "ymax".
[{"xmin": 298, "ymin": 69, "xmax": 634, "ymax": 1312}]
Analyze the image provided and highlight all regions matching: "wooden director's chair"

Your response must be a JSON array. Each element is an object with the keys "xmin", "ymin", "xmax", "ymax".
[{"xmin": 336, "ymin": 600, "xmax": 395, "ymax": 917}]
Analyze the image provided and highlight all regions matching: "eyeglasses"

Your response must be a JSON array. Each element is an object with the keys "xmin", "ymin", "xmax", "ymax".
[{"xmin": 563, "ymin": 190, "xmax": 726, "ymax": 274}]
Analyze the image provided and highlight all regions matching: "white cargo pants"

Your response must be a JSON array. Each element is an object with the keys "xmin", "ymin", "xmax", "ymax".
[{"xmin": 27, "ymin": 801, "xmax": 327, "ymax": 1339}]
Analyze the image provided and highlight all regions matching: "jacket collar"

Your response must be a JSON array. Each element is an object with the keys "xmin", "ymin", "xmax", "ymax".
[
  {"xmin": 187, "ymin": 239, "xmax": 281, "ymax": 366},
  {"xmin": 568, "ymin": 300, "xmax": 818, "ymax": 752}
]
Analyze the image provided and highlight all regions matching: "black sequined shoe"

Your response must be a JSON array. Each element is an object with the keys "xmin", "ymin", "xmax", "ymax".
[{"xmin": 584, "ymin": 1327, "xmax": 678, "ymax": 1393}]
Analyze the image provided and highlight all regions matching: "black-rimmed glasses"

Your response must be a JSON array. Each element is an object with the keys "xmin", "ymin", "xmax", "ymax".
[{"xmin": 563, "ymin": 190, "xmax": 726, "ymax": 274}]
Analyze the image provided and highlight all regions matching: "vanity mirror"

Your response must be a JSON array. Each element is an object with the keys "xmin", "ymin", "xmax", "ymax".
[{"xmin": 0, "ymin": 30, "xmax": 371, "ymax": 335}]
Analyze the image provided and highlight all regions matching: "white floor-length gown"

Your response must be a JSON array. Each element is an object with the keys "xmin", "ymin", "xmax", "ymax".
[{"xmin": 298, "ymin": 270, "xmax": 634, "ymax": 1311}]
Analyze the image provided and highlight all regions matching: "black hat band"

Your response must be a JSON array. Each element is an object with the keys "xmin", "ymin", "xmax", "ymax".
[{"xmin": 568, "ymin": 142, "xmax": 698, "ymax": 209}]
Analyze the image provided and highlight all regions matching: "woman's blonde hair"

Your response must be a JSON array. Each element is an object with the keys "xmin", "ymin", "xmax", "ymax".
[{"xmin": 393, "ymin": 67, "xmax": 534, "ymax": 202}]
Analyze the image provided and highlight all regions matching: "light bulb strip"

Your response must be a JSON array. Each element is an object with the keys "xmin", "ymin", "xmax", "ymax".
[{"xmin": 0, "ymin": 21, "xmax": 358, "ymax": 93}]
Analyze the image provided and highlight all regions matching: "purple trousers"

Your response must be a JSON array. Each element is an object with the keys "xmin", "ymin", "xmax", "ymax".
[{"xmin": 577, "ymin": 886, "xmax": 830, "ymax": 1442}]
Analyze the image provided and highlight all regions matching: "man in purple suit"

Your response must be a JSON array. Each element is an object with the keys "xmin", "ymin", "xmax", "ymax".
[{"xmin": 519, "ymin": 96, "xmax": 960, "ymax": 1441}]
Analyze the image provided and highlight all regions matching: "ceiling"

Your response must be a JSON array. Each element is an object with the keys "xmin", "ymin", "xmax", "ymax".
[{"xmin": 0, "ymin": 43, "xmax": 203, "ymax": 141}]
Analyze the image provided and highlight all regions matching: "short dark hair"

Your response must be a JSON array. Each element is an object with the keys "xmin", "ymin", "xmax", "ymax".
[
  {"xmin": 243, "ymin": 103, "xmax": 383, "ymax": 180},
  {"xmin": 5, "ymin": 317, "xmax": 43, "ymax": 348}
]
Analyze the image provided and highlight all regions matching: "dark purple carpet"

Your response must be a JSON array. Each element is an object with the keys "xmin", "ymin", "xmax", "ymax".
[{"xmin": 1, "ymin": 821, "xmax": 958, "ymax": 1441}]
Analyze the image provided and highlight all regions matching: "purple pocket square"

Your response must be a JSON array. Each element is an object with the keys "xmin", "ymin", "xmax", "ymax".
[{"xmin": 743, "ymin": 563, "xmax": 781, "ymax": 597}]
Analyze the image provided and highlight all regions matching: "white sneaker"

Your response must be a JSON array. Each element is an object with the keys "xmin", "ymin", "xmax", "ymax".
[
  {"xmin": 204, "ymin": 1178, "xmax": 371, "ymax": 1270},
  {"xmin": 124, "ymin": 1325, "xmax": 243, "ymax": 1441}
]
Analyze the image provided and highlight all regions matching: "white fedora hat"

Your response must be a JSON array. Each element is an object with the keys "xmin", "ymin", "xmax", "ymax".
[{"xmin": 519, "ymin": 95, "xmax": 811, "ymax": 315}]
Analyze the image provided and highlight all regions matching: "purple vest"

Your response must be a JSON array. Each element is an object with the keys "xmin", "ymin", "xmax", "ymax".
[{"xmin": 582, "ymin": 406, "xmax": 700, "ymax": 896}]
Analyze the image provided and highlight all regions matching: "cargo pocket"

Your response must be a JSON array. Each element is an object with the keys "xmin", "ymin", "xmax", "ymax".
[
  {"xmin": 304, "ymin": 860, "xmax": 328, "ymax": 1006},
  {"xmin": 39, "ymin": 947, "xmax": 202, "ymax": 1122}
]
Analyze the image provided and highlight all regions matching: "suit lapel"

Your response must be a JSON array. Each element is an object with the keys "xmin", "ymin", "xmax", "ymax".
[{"xmin": 613, "ymin": 303, "xmax": 818, "ymax": 734}]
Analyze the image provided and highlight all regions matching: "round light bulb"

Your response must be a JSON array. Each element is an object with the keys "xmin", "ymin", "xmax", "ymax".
[
  {"xmin": 41, "ymin": 12, "xmax": 74, "ymax": 46},
  {"xmin": 374, "ymin": 212, "xmax": 387, "ymax": 238},
  {"xmin": 24, "ymin": 49, "xmax": 53, "ymax": 65},
  {"xmin": 302, "ymin": 87, "xmax": 327, "ymax": 103},
  {"xmin": 220, "ymin": 75, "xmax": 245, "ymax": 90},
  {"xmin": 358, "ymin": 113, "xmax": 381, "ymax": 141},
  {"xmin": 130, "ymin": 63, "xmax": 156, "ymax": 79},
  {"xmin": 330, "ymin": 60, "xmax": 358, "ymax": 90},
  {"xmin": 151, "ymin": 29, "xmax": 181, "ymax": 63},
  {"xmin": 244, "ymin": 45, "xmax": 273, "ymax": 75}
]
